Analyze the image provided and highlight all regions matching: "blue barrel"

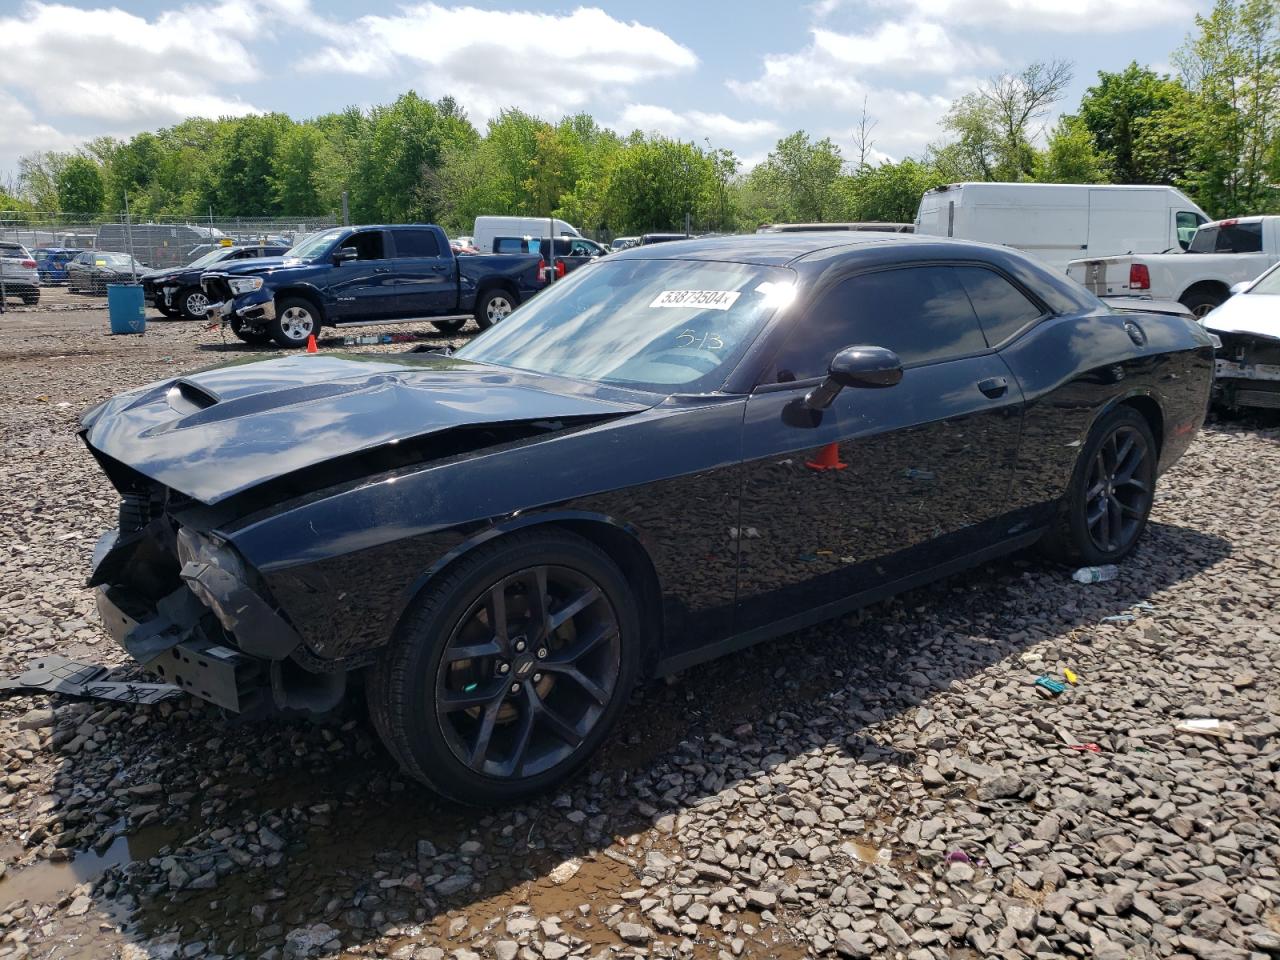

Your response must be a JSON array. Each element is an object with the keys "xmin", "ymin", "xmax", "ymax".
[{"xmin": 107, "ymin": 284, "xmax": 146, "ymax": 335}]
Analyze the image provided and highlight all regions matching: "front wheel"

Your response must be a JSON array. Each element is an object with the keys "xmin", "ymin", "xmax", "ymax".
[
  {"xmin": 230, "ymin": 319, "xmax": 272, "ymax": 345},
  {"xmin": 177, "ymin": 286, "xmax": 211, "ymax": 321},
  {"xmin": 269, "ymin": 297, "xmax": 319, "ymax": 348},
  {"xmin": 474, "ymin": 288, "xmax": 516, "ymax": 331},
  {"xmin": 368, "ymin": 531, "xmax": 640, "ymax": 805},
  {"xmin": 1041, "ymin": 406, "xmax": 1157, "ymax": 565},
  {"xmin": 432, "ymin": 317, "xmax": 468, "ymax": 335}
]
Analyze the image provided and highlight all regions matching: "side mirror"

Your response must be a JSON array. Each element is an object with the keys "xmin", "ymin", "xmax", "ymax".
[
  {"xmin": 804, "ymin": 345, "xmax": 903, "ymax": 410},
  {"xmin": 333, "ymin": 247, "xmax": 358, "ymax": 265},
  {"xmin": 1229, "ymin": 280, "xmax": 1252, "ymax": 296}
]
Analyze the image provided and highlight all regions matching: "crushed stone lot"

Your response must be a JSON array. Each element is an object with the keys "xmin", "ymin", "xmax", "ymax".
[{"xmin": 1, "ymin": 297, "xmax": 1279, "ymax": 960}]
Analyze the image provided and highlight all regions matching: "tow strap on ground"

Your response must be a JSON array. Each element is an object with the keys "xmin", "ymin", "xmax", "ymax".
[{"xmin": 0, "ymin": 655, "xmax": 184, "ymax": 704}]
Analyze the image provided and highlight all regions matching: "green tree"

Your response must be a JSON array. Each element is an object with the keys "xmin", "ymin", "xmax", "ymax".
[
  {"xmin": 55, "ymin": 155, "xmax": 105, "ymax": 214},
  {"xmin": 1175, "ymin": 0, "xmax": 1280, "ymax": 215},
  {"xmin": 846, "ymin": 159, "xmax": 943, "ymax": 222},
  {"xmin": 605, "ymin": 136, "xmax": 715, "ymax": 233},
  {"xmin": 17, "ymin": 151, "xmax": 70, "ymax": 210},
  {"xmin": 1077, "ymin": 62, "xmax": 1187, "ymax": 182},
  {"xmin": 272, "ymin": 124, "xmax": 327, "ymax": 215},
  {"xmin": 1034, "ymin": 116, "xmax": 1109, "ymax": 183},
  {"xmin": 745, "ymin": 132, "xmax": 845, "ymax": 223},
  {"xmin": 105, "ymin": 132, "xmax": 163, "ymax": 214}
]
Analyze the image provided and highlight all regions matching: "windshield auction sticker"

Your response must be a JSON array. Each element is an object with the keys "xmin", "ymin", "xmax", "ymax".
[{"xmin": 649, "ymin": 289, "xmax": 741, "ymax": 311}]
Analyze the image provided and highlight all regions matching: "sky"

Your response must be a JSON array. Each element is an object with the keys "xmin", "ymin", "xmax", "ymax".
[{"xmin": 0, "ymin": 0, "xmax": 1211, "ymax": 184}]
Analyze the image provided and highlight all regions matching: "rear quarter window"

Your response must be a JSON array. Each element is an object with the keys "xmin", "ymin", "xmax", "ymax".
[
  {"xmin": 954, "ymin": 266, "xmax": 1044, "ymax": 346},
  {"xmin": 1189, "ymin": 222, "xmax": 1263, "ymax": 253}
]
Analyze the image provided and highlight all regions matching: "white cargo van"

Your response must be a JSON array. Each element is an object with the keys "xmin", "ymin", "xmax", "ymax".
[
  {"xmin": 914, "ymin": 183, "xmax": 1209, "ymax": 273},
  {"xmin": 473, "ymin": 216, "xmax": 581, "ymax": 254}
]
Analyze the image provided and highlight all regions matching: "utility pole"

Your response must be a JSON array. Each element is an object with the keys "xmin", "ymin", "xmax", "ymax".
[
  {"xmin": 123, "ymin": 192, "xmax": 137, "ymax": 283},
  {"xmin": 341, "ymin": 191, "xmax": 350, "ymax": 226}
]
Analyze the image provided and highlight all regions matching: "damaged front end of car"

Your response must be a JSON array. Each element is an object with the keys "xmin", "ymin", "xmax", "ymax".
[
  {"xmin": 86, "ymin": 465, "xmax": 340, "ymax": 715},
  {"xmin": 1211, "ymin": 329, "xmax": 1280, "ymax": 412}
]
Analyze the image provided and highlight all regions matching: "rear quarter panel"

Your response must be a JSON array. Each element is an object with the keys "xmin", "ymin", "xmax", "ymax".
[{"xmin": 1000, "ymin": 309, "xmax": 1213, "ymax": 524}]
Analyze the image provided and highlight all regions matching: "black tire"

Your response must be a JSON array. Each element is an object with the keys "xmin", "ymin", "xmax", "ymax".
[
  {"xmin": 432, "ymin": 317, "xmax": 468, "ymax": 335},
  {"xmin": 20, "ymin": 289, "xmax": 39, "ymax": 306},
  {"xmin": 368, "ymin": 530, "xmax": 640, "ymax": 805},
  {"xmin": 1180, "ymin": 288, "xmax": 1226, "ymax": 319},
  {"xmin": 1041, "ymin": 405, "xmax": 1157, "ymax": 565},
  {"xmin": 473, "ymin": 287, "xmax": 517, "ymax": 331},
  {"xmin": 268, "ymin": 297, "xmax": 319, "ymax": 348},
  {"xmin": 177, "ymin": 286, "xmax": 211, "ymax": 321},
  {"xmin": 230, "ymin": 319, "xmax": 272, "ymax": 345}
]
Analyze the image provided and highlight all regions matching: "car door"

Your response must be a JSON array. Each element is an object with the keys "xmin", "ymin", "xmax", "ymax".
[
  {"xmin": 734, "ymin": 263, "xmax": 1026, "ymax": 632},
  {"xmin": 326, "ymin": 229, "xmax": 398, "ymax": 320},
  {"xmin": 388, "ymin": 228, "xmax": 456, "ymax": 316}
]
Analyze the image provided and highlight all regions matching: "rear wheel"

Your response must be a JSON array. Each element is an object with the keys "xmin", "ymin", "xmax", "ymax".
[
  {"xmin": 177, "ymin": 286, "xmax": 211, "ymax": 321},
  {"xmin": 1041, "ymin": 406, "xmax": 1157, "ymax": 565},
  {"xmin": 19, "ymin": 289, "xmax": 38, "ymax": 306},
  {"xmin": 474, "ymin": 288, "xmax": 516, "ymax": 331},
  {"xmin": 1180, "ymin": 288, "xmax": 1226, "ymax": 319},
  {"xmin": 269, "ymin": 297, "xmax": 319, "ymax": 348},
  {"xmin": 369, "ymin": 530, "xmax": 639, "ymax": 805}
]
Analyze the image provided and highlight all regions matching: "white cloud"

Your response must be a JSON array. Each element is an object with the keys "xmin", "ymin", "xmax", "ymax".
[
  {"xmin": 0, "ymin": 90, "xmax": 82, "ymax": 180},
  {"xmin": 0, "ymin": 1, "xmax": 273, "ymax": 126},
  {"xmin": 615, "ymin": 104, "xmax": 781, "ymax": 142},
  {"xmin": 827, "ymin": 0, "xmax": 1193, "ymax": 31},
  {"xmin": 308, "ymin": 4, "xmax": 697, "ymax": 120}
]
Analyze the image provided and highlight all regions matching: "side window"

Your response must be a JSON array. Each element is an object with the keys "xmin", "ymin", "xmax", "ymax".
[
  {"xmin": 772, "ymin": 266, "xmax": 987, "ymax": 381},
  {"xmin": 339, "ymin": 231, "xmax": 386, "ymax": 260},
  {"xmin": 1175, "ymin": 211, "xmax": 1203, "ymax": 250},
  {"xmin": 953, "ymin": 266, "xmax": 1043, "ymax": 347},
  {"xmin": 494, "ymin": 237, "xmax": 525, "ymax": 254},
  {"xmin": 570, "ymin": 240, "xmax": 594, "ymax": 256},
  {"xmin": 391, "ymin": 229, "xmax": 441, "ymax": 258}
]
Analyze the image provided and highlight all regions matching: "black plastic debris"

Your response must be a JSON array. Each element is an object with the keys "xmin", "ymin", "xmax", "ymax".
[{"xmin": 0, "ymin": 655, "xmax": 183, "ymax": 704}]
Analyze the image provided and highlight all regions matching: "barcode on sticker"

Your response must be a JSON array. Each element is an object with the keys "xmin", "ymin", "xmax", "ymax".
[{"xmin": 649, "ymin": 290, "xmax": 741, "ymax": 311}]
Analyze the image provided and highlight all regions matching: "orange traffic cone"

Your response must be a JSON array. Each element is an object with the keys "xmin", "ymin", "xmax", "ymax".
[
  {"xmin": 306, "ymin": 334, "xmax": 318, "ymax": 353},
  {"xmin": 805, "ymin": 442, "xmax": 847, "ymax": 471}
]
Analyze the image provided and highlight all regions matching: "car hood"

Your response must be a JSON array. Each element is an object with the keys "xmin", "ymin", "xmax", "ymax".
[
  {"xmin": 1202, "ymin": 293, "xmax": 1280, "ymax": 341},
  {"xmin": 81, "ymin": 354, "xmax": 654, "ymax": 505},
  {"xmin": 209, "ymin": 257, "xmax": 298, "ymax": 276}
]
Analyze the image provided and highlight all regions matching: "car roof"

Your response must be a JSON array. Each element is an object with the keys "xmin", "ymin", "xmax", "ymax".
[{"xmin": 610, "ymin": 231, "xmax": 984, "ymax": 267}]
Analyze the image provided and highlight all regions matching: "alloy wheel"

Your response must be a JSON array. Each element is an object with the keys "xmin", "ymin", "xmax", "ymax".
[
  {"xmin": 278, "ymin": 306, "xmax": 315, "ymax": 342},
  {"xmin": 435, "ymin": 564, "xmax": 620, "ymax": 780},
  {"xmin": 486, "ymin": 296, "xmax": 513, "ymax": 324},
  {"xmin": 1084, "ymin": 424, "xmax": 1151, "ymax": 553},
  {"xmin": 184, "ymin": 291, "xmax": 210, "ymax": 317}
]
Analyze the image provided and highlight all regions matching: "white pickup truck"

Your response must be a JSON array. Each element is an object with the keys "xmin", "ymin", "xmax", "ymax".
[{"xmin": 1067, "ymin": 216, "xmax": 1280, "ymax": 317}]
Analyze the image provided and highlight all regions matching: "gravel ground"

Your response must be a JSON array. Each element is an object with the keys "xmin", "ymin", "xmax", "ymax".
[{"xmin": 1, "ymin": 301, "xmax": 1279, "ymax": 960}]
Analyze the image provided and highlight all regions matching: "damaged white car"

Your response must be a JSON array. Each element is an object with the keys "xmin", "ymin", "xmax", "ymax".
[{"xmin": 1203, "ymin": 264, "xmax": 1280, "ymax": 412}]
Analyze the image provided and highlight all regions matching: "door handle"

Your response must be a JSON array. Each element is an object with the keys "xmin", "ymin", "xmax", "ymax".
[
  {"xmin": 374, "ymin": 267, "xmax": 392, "ymax": 273},
  {"xmin": 430, "ymin": 264, "xmax": 448, "ymax": 272},
  {"xmin": 977, "ymin": 376, "xmax": 1008, "ymax": 399}
]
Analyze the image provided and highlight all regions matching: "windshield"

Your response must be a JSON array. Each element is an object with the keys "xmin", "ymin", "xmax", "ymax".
[
  {"xmin": 286, "ymin": 228, "xmax": 344, "ymax": 260},
  {"xmin": 186, "ymin": 247, "xmax": 235, "ymax": 269},
  {"xmin": 1247, "ymin": 263, "xmax": 1280, "ymax": 295},
  {"xmin": 95, "ymin": 253, "xmax": 137, "ymax": 268},
  {"xmin": 456, "ymin": 258, "xmax": 796, "ymax": 393}
]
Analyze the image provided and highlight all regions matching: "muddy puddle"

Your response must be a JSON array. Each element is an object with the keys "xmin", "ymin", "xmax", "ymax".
[{"xmin": 0, "ymin": 818, "xmax": 180, "ymax": 906}]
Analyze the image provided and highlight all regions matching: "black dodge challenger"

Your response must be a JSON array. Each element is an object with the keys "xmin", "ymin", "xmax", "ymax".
[{"xmin": 81, "ymin": 233, "xmax": 1213, "ymax": 804}]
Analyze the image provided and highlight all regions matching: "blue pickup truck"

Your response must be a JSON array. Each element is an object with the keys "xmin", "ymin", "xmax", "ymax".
[{"xmin": 200, "ymin": 224, "xmax": 545, "ymax": 347}]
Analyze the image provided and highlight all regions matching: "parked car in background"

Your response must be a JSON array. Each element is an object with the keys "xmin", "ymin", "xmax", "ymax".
[
  {"xmin": 82, "ymin": 232, "xmax": 1212, "ymax": 804},
  {"xmin": 142, "ymin": 243, "xmax": 289, "ymax": 320},
  {"xmin": 473, "ymin": 216, "xmax": 581, "ymax": 253},
  {"xmin": 915, "ymin": 183, "xmax": 1208, "ymax": 273},
  {"xmin": 1200, "ymin": 260, "xmax": 1280, "ymax": 411},
  {"xmin": 0, "ymin": 242, "xmax": 41, "ymax": 305},
  {"xmin": 491, "ymin": 236, "xmax": 606, "ymax": 278},
  {"xmin": 200, "ymin": 224, "xmax": 545, "ymax": 347},
  {"xmin": 453, "ymin": 235, "xmax": 476, "ymax": 249},
  {"xmin": 1067, "ymin": 216, "xmax": 1280, "ymax": 318},
  {"xmin": 32, "ymin": 247, "xmax": 81, "ymax": 284},
  {"xmin": 640, "ymin": 233, "xmax": 690, "ymax": 245},
  {"xmin": 67, "ymin": 251, "xmax": 145, "ymax": 294},
  {"xmin": 95, "ymin": 223, "xmax": 226, "ymax": 271},
  {"xmin": 451, "ymin": 239, "xmax": 480, "ymax": 255},
  {"xmin": 610, "ymin": 236, "xmax": 639, "ymax": 251},
  {"xmin": 757, "ymin": 222, "xmax": 914, "ymax": 234}
]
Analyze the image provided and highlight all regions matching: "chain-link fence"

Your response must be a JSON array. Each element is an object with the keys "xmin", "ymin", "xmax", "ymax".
[{"xmin": 0, "ymin": 212, "xmax": 340, "ymax": 276}]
